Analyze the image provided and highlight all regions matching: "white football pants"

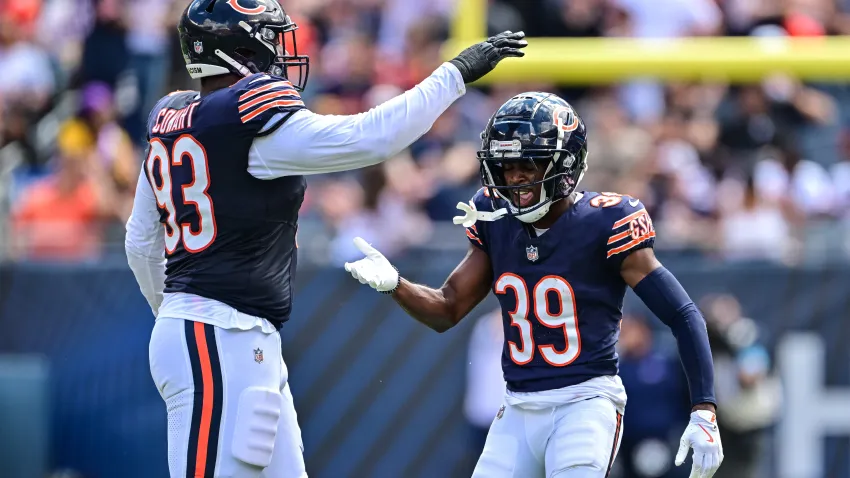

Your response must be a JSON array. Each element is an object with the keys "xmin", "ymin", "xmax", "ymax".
[
  {"xmin": 472, "ymin": 397, "xmax": 623, "ymax": 478},
  {"xmin": 149, "ymin": 318, "xmax": 307, "ymax": 478}
]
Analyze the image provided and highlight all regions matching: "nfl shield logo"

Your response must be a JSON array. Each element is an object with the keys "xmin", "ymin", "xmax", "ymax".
[
  {"xmin": 253, "ymin": 348, "xmax": 264, "ymax": 364},
  {"xmin": 526, "ymin": 245, "xmax": 539, "ymax": 262},
  {"xmin": 194, "ymin": 41, "xmax": 203, "ymax": 54},
  {"xmin": 496, "ymin": 404, "xmax": 506, "ymax": 420}
]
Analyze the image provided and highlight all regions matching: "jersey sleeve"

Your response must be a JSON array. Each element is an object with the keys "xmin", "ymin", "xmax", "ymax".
[
  {"xmin": 246, "ymin": 62, "xmax": 466, "ymax": 179},
  {"xmin": 125, "ymin": 166, "xmax": 166, "ymax": 316},
  {"xmin": 232, "ymin": 74, "xmax": 305, "ymax": 131},
  {"xmin": 465, "ymin": 188, "xmax": 494, "ymax": 253},
  {"xmin": 602, "ymin": 196, "xmax": 656, "ymax": 268}
]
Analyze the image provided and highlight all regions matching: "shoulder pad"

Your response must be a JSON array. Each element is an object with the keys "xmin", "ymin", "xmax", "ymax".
[
  {"xmin": 147, "ymin": 90, "xmax": 199, "ymax": 137},
  {"xmin": 231, "ymin": 74, "xmax": 305, "ymax": 125},
  {"xmin": 156, "ymin": 90, "xmax": 200, "ymax": 111},
  {"xmin": 471, "ymin": 187, "xmax": 502, "ymax": 212},
  {"xmin": 464, "ymin": 188, "xmax": 500, "ymax": 251},
  {"xmin": 588, "ymin": 192, "xmax": 656, "ymax": 261}
]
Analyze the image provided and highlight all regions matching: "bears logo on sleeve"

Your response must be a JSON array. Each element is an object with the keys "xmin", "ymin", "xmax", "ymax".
[
  {"xmin": 588, "ymin": 192, "xmax": 656, "ymax": 261},
  {"xmin": 606, "ymin": 204, "xmax": 655, "ymax": 259}
]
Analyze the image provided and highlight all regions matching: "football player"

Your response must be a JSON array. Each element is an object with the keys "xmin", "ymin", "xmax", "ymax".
[
  {"xmin": 344, "ymin": 93, "xmax": 724, "ymax": 478},
  {"xmin": 124, "ymin": 0, "xmax": 526, "ymax": 476}
]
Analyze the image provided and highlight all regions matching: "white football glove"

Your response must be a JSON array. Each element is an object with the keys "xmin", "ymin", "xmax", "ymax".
[
  {"xmin": 675, "ymin": 410, "xmax": 724, "ymax": 478},
  {"xmin": 343, "ymin": 237, "xmax": 400, "ymax": 293}
]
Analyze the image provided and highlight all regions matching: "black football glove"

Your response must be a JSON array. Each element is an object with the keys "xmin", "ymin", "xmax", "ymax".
[{"xmin": 449, "ymin": 31, "xmax": 527, "ymax": 84}]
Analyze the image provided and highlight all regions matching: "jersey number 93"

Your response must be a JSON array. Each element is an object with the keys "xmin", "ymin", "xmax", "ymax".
[{"xmin": 145, "ymin": 135, "xmax": 217, "ymax": 254}]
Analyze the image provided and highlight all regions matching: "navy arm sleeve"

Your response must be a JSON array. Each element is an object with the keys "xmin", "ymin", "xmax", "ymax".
[{"xmin": 633, "ymin": 266, "xmax": 717, "ymax": 407}]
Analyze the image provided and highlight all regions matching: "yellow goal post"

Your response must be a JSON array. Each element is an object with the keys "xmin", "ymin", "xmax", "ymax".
[{"xmin": 442, "ymin": 0, "xmax": 850, "ymax": 85}]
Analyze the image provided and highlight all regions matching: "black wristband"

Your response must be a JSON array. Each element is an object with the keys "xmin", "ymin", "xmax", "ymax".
[{"xmin": 379, "ymin": 265, "xmax": 401, "ymax": 295}]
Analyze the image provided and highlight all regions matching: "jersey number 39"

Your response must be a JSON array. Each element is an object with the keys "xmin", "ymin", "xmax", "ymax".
[
  {"xmin": 145, "ymin": 135, "xmax": 216, "ymax": 254},
  {"xmin": 495, "ymin": 274, "xmax": 581, "ymax": 366}
]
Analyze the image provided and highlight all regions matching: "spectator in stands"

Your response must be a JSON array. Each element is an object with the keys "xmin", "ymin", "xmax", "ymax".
[
  {"xmin": 717, "ymin": 172, "xmax": 794, "ymax": 263},
  {"xmin": 77, "ymin": 0, "xmax": 128, "ymax": 91},
  {"xmin": 77, "ymin": 81, "xmax": 137, "ymax": 220},
  {"xmin": 124, "ymin": 0, "xmax": 181, "ymax": 143},
  {"xmin": 0, "ymin": 102, "xmax": 41, "ymax": 172},
  {"xmin": 10, "ymin": 120, "xmax": 114, "ymax": 261},
  {"xmin": 617, "ymin": 314, "xmax": 690, "ymax": 478},
  {"xmin": 462, "ymin": 309, "xmax": 505, "ymax": 476},
  {"xmin": 717, "ymin": 79, "xmax": 837, "ymax": 172},
  {"xmin": 322, "ymin": 164, "xmax": 433, "ymax": 263},
  {"xmin": 0, "ymin": 0, "xmax": 56, "ymax": 115},
  {"xmin": 701, "ymin": 294, "xmax": 781, "ymax": 478},
  {"xmin": 1, "ymin": 0, "xmax": 849, "ymax": 264}
]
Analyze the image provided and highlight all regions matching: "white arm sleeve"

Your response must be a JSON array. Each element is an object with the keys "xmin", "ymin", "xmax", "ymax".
[
  {"xmin": 248, "ymin": 62, "xmax": 466, "ymax": 179},
  {"xmin": 125, "ymin": 167, "xmax": 167, "ymax": 316}
]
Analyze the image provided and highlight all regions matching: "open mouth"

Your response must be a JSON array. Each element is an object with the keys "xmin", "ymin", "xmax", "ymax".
[{"xmin": 512, "ymin": 187, "xmax": 535, "ymax": 207}]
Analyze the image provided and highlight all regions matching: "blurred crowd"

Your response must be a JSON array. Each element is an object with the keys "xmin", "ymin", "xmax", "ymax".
[{"xmin": 3, "ymin": 0, "xmax": 850, "ymax": 264}]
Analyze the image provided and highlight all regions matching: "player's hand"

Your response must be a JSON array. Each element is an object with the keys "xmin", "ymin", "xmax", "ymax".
[
  {"xmin": 449, "ymin": 31, "xmax": 527, "ymax": 84},
  {"xmin": 675, "ymin": 410, "xmax": 724, "ymax": 478},
  {"xmin": 343, "ymin": 237, "xmax": 400, "ymax": 294}
]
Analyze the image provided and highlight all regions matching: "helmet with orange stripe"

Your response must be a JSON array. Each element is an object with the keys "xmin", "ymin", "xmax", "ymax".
[
  {"xmin": 477, "ymin": 92, "xmax": 589, "ymax": 224},
  {"xmin": 178, "ymin": 0, "xmax": 310, "ymax": 90}
]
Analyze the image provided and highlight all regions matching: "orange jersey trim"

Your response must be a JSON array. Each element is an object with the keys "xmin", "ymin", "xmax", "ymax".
[
  {"xmin": 238, "ymin": 80, "xmax": 295, "ymax": 101},
  {"xmin": 240, "ymin": 99, "xmax": 305, "ymax": 123},
  {"xmin": 607, "ymin": 230, "xmax": 631, "ymax": 245},
  {"xmin": 606, "ymin": 231, "xmax": 656, "ymax": 258},
  {"xmin": 612, "ymin": 208, "xmax": 648, "ymax": 229}
]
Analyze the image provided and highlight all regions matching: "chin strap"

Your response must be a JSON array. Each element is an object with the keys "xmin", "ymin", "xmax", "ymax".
[{"xmin": 453, "ymin": 200, "xmax": 508, "ymax": 228}]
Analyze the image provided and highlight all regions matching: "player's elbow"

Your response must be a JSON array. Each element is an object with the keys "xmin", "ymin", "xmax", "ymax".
[
  {"xmin": 124, "ymin": 237, "xmax": 142, "ymax": 261},
  {"xmin": 434, "ymin": 309, "xmax": 467, "ymax": 333},
  {"xmin": 432, "ymin": 288, "xmax": 468, "ymax": 333},
  {"xmin": 670, "ymin": 302, "xmax": 703, "ymax": 330},
  {"xmin": 431, "ymin": 320, "xmax": 456, "ymax": 334},
  {"xmin": 422, "ymin": 310, "xmax": 460, "ymax": 334},
  {"xmin": 124, "ymin": 234, "xmax": 164, "ymax": 264},
  {"xmin": 361, "ymin": 135, "xmax": 397, "ymax": 162}
]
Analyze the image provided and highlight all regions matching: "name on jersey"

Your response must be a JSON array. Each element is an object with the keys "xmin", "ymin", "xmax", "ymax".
[{"xmin": 152, "ymin": 103, "xmax": 199, "ymax": 135}]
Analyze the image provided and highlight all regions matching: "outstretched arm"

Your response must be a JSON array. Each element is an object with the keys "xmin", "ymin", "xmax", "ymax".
[
  {"xmin": 620, "ymin": 248, "xmax": 716, "ymax": 412},
  {"xmin": 344, "ymin": 239, "xmax": 493, "ymax": 333},
  {"xmin": 391, "ymin": 245, "xmax": 493, "ymax": 332},
  {"xmin": 248, "ymin": 62, "xmax": 465, "ymax": 178},
  {"xmin": 248, "ymin": 32, "xmax": 527, "ymax": 178}
]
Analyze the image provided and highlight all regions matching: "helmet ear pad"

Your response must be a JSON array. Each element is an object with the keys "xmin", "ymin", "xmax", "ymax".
[{"xmin": 231, "ymin": 47, "xmax": 264, "ymax": 74}]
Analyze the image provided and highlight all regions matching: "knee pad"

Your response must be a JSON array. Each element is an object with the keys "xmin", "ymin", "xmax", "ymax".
[{"xmin": 231, "ymin": 387, "xmax": 282, "ymax": 468}]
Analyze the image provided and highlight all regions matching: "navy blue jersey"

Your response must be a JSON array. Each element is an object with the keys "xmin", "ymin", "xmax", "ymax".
[
  {"xmin": 143, "ymin": 74, "xmax": 306, "ymax": 327},
  {"xmin": 466, "ymin": 189, "xmax": 656, "ymax": 392}
]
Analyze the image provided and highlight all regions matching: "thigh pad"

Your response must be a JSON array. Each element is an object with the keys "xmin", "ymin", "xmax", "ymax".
[{"xmin": 231, "ymin": 387, "xmax": 282, "ymax": 468}]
